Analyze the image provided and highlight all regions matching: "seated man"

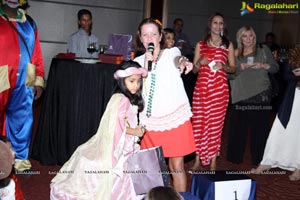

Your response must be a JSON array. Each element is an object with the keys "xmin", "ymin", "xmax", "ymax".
[{"xmin": 67, "ymin": 9, "xmax": 100, "ymax": 58}]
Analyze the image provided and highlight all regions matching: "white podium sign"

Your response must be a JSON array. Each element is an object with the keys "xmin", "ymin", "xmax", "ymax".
[{"xmin": 215, "ymin": 179, "xmax": 251, "ymax": 200}]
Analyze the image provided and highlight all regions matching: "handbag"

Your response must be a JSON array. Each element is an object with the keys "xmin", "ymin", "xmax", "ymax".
[
  {"xmin": 241, "ymin": 89, "xmax": 272, "ymax": 104},
  {"xmin": 106, "ymin": 33, "xmax": 132, "ymax": 61},
  {"xmin": 153, "ymin": 145, "xmax": 169, "ymax": 187},
  {"xmin": 127, "ymin": 146, "xmax": 168, "ymax": 195}
]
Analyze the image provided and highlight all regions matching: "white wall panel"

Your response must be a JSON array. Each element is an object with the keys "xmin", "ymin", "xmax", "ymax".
[
  {"xmin": 168, "ymin": 0, "xmax": 274, "ymax": 48},
  {"xmin": 26, "ymin": 0, "xmax": 143, "ymax": 79},
  {"xmin": 22, "ymin": 0, "xmax": 290, "ymax": 79}
]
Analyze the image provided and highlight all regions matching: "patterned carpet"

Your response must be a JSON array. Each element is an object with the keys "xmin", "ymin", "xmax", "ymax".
[{"xmin": 16, "ymin": 98, "xmax": 300, "ymax": 200}]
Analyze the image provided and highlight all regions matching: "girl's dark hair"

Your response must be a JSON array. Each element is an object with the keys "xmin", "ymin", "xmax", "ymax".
[
  {"xmin": 145, "ymin": 186, "xmax": 183, "ymax": 200},
  {"xmin": 163, "ymin": 28, "xmax": 175, "ymax": 35},
  {"xmin": 113, "ymin": 60, "xmax": 144, "ymax": 112},
  {"xmin": 134, "ymin": 18, "xmax": 164, "ymax": 57},
  {"xmin": 203, "ymin": 12, "xmax": 229, "ymax": 48}
]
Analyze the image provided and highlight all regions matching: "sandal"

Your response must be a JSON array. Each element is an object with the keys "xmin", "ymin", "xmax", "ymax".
[
  {"xmin": 289, "ymin": 175, "xmax": 300, "ymax": 181},
  {"xmin": 250, "ymin": 165, "xmax": 272, "ymax": 174},
  {"xmin": 188, "ymin": 166, "xmax": 202, "ymax": 173},
  {"xmin": 289, "ymin": 169, "xmax": 300, "ymax": 181}
]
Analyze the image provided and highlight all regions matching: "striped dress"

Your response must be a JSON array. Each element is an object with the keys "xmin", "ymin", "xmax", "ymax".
[{"xmin": 192, "ymin": 40, "xmax": 229, "ymax": 166}]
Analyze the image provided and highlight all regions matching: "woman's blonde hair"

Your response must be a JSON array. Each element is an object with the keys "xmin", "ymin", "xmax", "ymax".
[{"xmin": 236, "ymin": 25, "xmax": 257, "ymax": 57}]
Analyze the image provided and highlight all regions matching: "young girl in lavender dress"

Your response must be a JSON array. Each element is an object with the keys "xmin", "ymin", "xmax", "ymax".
[{"xmin": 50, "ymin": 61, "xmax": 148, "ymax": 200}]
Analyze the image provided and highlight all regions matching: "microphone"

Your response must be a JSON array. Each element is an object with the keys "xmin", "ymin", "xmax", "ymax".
[{"xmin": 147, "ymin": 43, "xmax": 154, "ymax": 71}]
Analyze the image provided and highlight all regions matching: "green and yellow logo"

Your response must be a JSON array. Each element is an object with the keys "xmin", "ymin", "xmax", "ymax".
[
  {"xmin": 240, "ymin": 2, "xmax": 254, "ymax": 16},
  {"xmin": 240, "ymin": 1, "xmax": 299, "ymax": 15}
]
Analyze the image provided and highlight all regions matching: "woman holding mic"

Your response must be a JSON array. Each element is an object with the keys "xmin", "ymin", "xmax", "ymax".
[{"xmin": 134, "ymin": 18, "xmax": 196, "ymax": 192}]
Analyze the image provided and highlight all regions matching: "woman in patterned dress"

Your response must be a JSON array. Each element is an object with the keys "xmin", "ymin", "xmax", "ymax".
[{"xmin": 191, "ymin": 13, "xmax": 235, "ymax": 171}]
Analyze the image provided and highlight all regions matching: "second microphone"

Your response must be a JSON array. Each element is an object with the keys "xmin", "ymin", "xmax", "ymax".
[{"xmin": 147, "ymin": 42, "xmax": 154, "ymax": 71}]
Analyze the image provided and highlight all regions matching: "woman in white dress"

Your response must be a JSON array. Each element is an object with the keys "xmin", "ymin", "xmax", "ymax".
[{"xmin": 252, "ymin": 44, "xmax": 300, "ymax": 181}]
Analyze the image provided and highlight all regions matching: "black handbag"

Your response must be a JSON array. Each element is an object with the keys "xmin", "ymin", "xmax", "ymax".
[{"xmin": 242, "ymin": 89, "xmax": 272, "ymax": 104}]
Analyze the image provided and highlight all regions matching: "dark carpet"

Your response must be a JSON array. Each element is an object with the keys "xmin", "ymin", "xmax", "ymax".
[{"xmin": 16, "ymin": 98, "xmax": 300, "ymax": 200}]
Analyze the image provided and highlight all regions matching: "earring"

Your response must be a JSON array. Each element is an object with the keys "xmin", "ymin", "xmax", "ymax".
[{"xmin": 220, "ymin": 30, "xmax": 224, "ymax": 37}]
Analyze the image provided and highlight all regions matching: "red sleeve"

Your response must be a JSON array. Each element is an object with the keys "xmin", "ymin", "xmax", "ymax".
[
  {"xmin": 9, "ymin": 174, "xmax": 25, "ymax": 200},
  {"xmin": 31, "ymin": 27, "xmax": 45, "ymax": 78}
]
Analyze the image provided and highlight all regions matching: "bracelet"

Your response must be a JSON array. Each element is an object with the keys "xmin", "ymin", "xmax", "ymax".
[
  {"xmin": 224, "ymin": 65, "xmax": 231, "ymax": 72},
  {"xmin": 179, "ymin": 56, "xmax": 188, "ymax": 63},
  {"xmin": 139, "ymin": 127, "xmax": 144, "ymax": 136},
  {"xmin": 194, "ymin": 64, "xmax": 200, "ymax": 69},
  {"xmin": 264, "ymin": 64, "xmax": 271, "ymax": 70}
]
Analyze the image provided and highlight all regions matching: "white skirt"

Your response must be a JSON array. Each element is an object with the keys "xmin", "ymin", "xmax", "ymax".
[{"xmin": 260, "ymin": 88, "xmax": 300, "ymax": 171}]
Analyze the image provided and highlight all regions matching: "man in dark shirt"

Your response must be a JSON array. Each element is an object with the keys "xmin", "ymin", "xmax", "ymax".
[{"xmin": 173, "ymin": 18, "xmax": 193, "ymax": 59}]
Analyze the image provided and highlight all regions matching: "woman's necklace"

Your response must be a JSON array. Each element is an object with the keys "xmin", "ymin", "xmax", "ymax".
[
  {"xmin": 146, "ymin": 49, "xmax": 161, "ymax": 118},
  {"xmin": 209, "ymin": 38, "xmax": 221, "ymax": 47}
]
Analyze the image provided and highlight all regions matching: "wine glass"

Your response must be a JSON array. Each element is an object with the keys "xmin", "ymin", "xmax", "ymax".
[
  {"xmin": 87, "ymin": 42, "xmax": 97, "ymax": 58},
  {"xmin": 99, "ymin": 45, "xmax": 105, "ymax": 54}
]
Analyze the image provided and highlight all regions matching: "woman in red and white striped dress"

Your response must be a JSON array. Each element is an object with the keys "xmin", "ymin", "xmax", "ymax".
[{"xmin": 191, "ymin": 13, "xmax": 235, "ymax": 171}]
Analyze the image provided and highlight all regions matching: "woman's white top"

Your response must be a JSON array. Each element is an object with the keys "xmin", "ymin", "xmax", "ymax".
[{"xmin": 134, "ymin": 47, "xmax": 192, "ymax": 131}]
